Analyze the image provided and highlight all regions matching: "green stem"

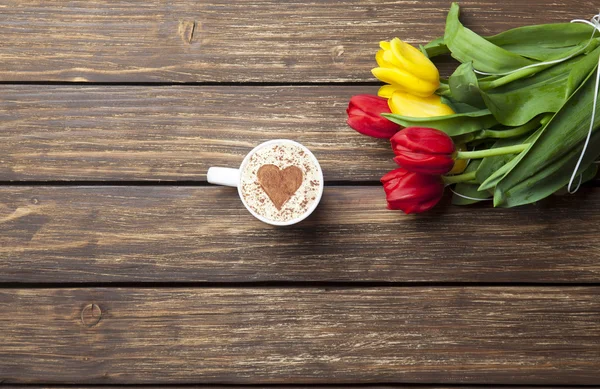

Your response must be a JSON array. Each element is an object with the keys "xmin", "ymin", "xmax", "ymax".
[
  {"xmin": 456, "ymin": 143, "xmax": 530, "ymax": 159},
  {"xmin": 453, "ymin": 116, "xmax": 546, "ymax": 145},
  {"xmin": 478, "ymin": 118, "xmax": 542, "ymax": 139},
  {"xmin": 436, "ymin": 82, "xmax": 451, "ymax": 97},
  {"xmin": 442, "ymin": 171, "xmax": 477, "ymax": 184},
  {"xmin": 479, "ymin": 65, "xmax": 548, "ymax": 90}
]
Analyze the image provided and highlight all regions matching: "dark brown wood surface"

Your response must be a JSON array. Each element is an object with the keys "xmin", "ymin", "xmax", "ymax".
[
  {"xmin": 2, "ymin": 384, "xmax": 599, "ymax": 389},
  {"xmin": 2, "ymin": 0, "xmax": 600, "ymax": 386},
  {"xmin": 0, "ymin": 85, "xmax": 393, "ymax": 182},
  {"xmin": 1, "ymin": 287, "xmax": 599, "ymax": 384},
  {"xmin": 1, "ymin": 186, "xmax": 599, "ymax": 283},
  {"xmin": 0, "ymin": 0, "xmax": 597, "ymax": 82}
]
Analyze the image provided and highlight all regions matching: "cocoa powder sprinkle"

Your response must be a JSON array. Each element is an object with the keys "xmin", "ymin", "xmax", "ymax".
[{"xmin": 240, "ymin": 141, "xmax": 321, "ymax": 223}]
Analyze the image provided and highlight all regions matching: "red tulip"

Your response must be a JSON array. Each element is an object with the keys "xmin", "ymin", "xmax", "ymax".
[
  {"xmin": 346, "ymin": 94, "xmax": 401, "ymax": 139},
  {"xmin": 391, "ymin": 127, "xmax": 455, "ymax": 175},
  {"xmin": 381, "ymin": 168, "xmax": 444, "ymax": 214}
]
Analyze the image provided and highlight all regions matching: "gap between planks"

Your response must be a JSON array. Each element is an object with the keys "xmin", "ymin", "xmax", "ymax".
[{"xmin": 2, "ymin": 186, "xmax": 600, "ymax": 284}]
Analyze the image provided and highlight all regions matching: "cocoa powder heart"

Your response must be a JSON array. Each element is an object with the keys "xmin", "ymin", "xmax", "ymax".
[{"xmin": 256, "ymin": 164, "xmax": 303, "ymax": 210}]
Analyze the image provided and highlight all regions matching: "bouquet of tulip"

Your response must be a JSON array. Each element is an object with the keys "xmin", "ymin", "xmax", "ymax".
[{"xmin": 347, "ymin": 3, "xmax": 600, "ymax": 214}]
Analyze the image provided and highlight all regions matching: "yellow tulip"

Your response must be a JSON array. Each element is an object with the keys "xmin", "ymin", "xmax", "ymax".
[
  {"xmin": 372, "ymin": 38, "xmax": 440, "ymax": 98},
  {"xmin": 388, "ymin": 91, "xmax": 455, "ymax": 117}
]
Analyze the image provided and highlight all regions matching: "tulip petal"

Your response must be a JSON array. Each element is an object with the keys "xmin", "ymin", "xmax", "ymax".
[
  {"xmin": 391, "ymin": 127, "xmax": 455, "ymax": 175},
  {"xmin": 393, "ymin": 153, "xmax": 455, "ymax": 175},
  {"xmin": 382, "ymin": 48, "xmax": 404, "ymax": 68},
  {"xmin": 381, "ymin": 168, "xmax": 409, "ymax": 183},
  {"xmin": 389, "ymin": 91, "xmax": 455, "ymax": 117},
  {"xmin": 391, "ymin": 38, "xmax": 440, "ymax": 83},
  {"xmin": 379, "ymin": 41, "xmax": 391, "ymax": 51},
  {"xmin": 377, "ymin": 84, "xmax": 401, "ymax": 99},
  {"xmin": 381, "ymin": 168, "xmax": 444, "ymax": 214},
  {"xmin": 346, "ymin": 94, "xmax": 400, "ymax": 138},
  {"xmin": 407, "ymin": 194, "xmax": 444, "ymax": 214},
  {"xmin": 372, "ymin": 68, "xmax": 438, "ymax": 97},
  {"xmin": 375, "ymin": 50, "xmax": 395, "ymax": 68},
  {"xmin": 391, "ymin": 127, "xmax": 455, "ymax": 155}
]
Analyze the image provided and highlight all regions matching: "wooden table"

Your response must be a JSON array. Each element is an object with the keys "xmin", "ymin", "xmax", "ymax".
[{"xmin": 1, "ymin": 0, "xmax": 599, "ymax": 387}]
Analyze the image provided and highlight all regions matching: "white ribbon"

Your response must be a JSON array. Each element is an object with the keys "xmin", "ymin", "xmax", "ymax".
[
  {"xmin": 449, "ymin": 186, "xmax": 492, "ymax": 202},
  {"xmin": 568, "ymin": 14, "xmax": 600, "ymax": 193},
  {"xmin": 473, "ymin": 14, "xmax": 600, "ymax": 194}
]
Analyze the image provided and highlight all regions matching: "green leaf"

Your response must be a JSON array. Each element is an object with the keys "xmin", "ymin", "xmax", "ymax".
[
  {"xmin": 451, "ymin": 117, "xmax": 541, "ymax": 145},
  {"xmin": 424, "ymin": 20, "xmax": 596, "ymax": 62},
  {"xmin": 479, "ymin": 48, "xmax": 600, "ymax": 126},
  {"xmin": 478, "ymin": 158, "xmax": 519, "ymax": 191},
  {"xmin": 440, "ymin": 96, "xmax": 481, "ymax": 114},
  {"xmin": 553, "ymin": 164, "xmax": 598, "ymax": 196},
  {"xmin": 478, "ymin": 126, "xmax": 545, "ymax": 191},
  {"xmin": 452, "ymin": 160, "xmax": 492, "ymax": 205},
  {"xmin": 452, "ymin": 183, "xmax": 492, "ymax": 205},
  {"xmin": 383, "ymin": 109, "xmax": 498, "ymax": 137},
  {"xmin": 423, "ymin": 37, "xmax": 449, "ymax": 58},
  {"xmin": 567, "ymin": 45, "xmax": 600, "ymax": 97},
  {"xmin": 448, "ymin": 62, "xmax": 486, "ymax": 108},
  {"xmin": 496, "ymin": 134, "xmax": 600, "ymax": 208},
  {"xmin": 475, "ymin": 134, "xmax": 531, "ymax": 184},
  {"xmin": 485, "ymin": 24, "xmax": 598, "ymax": 61},
  {"xmin": 444, "ymin": 2, "xmax": 535, "ymax": 73},
  {"xmin": 493, "ymin": 62, "xmax": 600, "ymax": 206}
]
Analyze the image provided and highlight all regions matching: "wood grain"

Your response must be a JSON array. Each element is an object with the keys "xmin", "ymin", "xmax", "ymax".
[
  {"xmin": 1, "ymin": 186, "xmax": 600, "ymax": 283},
  {"xmin": 0, "ymin": 287, "xmax": 598, "ymax": 384},
  {"xmin": 2, "ymin": 387, "xmax": 597, "ymax": 389},
  {"xmin": 0, "ymin": 85, "xmax": 395, "ymax": 182},
  {"xmin": 0, "ymin": 0, "xmax": 596, "ymax": 82},
  {"xmin": 5, "ymin": 387, "xmax": 596, "ymax": 389}
]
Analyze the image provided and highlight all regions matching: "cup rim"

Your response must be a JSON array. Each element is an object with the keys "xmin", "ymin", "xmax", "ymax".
[{"xmin": 237, "ymin": 139, "xmax": 324, "ymax": 226}]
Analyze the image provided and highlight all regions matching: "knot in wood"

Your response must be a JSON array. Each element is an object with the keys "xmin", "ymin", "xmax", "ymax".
[
  {"xmin": 81, "ymin": 303, "xmax": 102, "ymax": 327},
  {"xmin": 178, "ymin": 20, "xmax": 197, "ymax": 44},
  {"xmin": 331, "ymin": 45, "xmax": 345, "ymax": 63}
]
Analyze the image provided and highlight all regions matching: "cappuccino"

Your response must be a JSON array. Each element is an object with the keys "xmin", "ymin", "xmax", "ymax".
[{"xmin": 240, "ymin": 141, "xmax": 322, "ymax": 223}]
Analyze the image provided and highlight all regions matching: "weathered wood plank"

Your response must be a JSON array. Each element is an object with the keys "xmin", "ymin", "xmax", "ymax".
[
  {"xmin": 0, "ymin": 0, "xmax": 595, "ymax": 82},
  {"xmin": 1, "ymin": 186, "xmax": 599, "ymax": 283},
  {"xmin": 3, "ymin": 387, "xmax": 596, "ymax": 389},
  {"xmin": 0, "ymin": 85, "xmax": 395, "ymax": 182},
  {"xmin": 0, "ymin": 287, "xmax": 598, "ymax": 384}
]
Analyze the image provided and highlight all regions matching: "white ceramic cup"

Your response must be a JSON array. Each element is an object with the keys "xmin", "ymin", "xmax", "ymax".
[{"xmin": 207, "ymin": 139, "xmax": 324, "ymax": 226}]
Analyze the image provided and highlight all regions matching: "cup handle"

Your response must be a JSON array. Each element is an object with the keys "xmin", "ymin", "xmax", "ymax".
[{"xmin": 207, "ymin": 167, "xmax": 241, "ymax": 187}]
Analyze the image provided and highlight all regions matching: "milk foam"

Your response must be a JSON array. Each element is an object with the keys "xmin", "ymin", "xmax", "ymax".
[{"xmin": 240, "ymin": 141, "xmax": 321, "ymax": 223}]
